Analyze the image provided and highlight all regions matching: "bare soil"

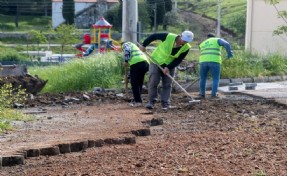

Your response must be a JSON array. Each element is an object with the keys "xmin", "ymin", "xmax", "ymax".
[
  {"xmin": 1, "ymin": 91, "xmax": 287, "ymax": 176},
  {"xmin": 0, "ymin": 74, "xmax": 47, "ymax": 94}
]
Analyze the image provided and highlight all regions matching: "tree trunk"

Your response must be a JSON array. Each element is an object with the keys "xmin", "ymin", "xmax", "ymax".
[{"xmin": 15, "ymin": 5, "xmax": 19, "ymax": 28}]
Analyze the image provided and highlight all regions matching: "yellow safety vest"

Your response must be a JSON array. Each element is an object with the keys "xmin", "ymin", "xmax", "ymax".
[
  {"xmin": 126, "ymin": 42, "xmax": 149, "ymax": 66},
  {"xmin": 151, "ymin": 33, "xmax": 191, "ymax": 65},
  {"xmin": 199, "ymin": 38, "xmax": 222, "ymax": 64}
]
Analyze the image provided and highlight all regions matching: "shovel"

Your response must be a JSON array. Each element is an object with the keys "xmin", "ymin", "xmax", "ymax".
[{"xmin": 124, "ymin": 66, "xmax": 129, "ymax": 94}]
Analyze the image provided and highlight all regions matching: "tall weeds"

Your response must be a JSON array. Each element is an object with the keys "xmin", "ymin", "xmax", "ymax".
[{"xmin": 29, "ymin": 52, "xmax": 124, "ymax": 93}]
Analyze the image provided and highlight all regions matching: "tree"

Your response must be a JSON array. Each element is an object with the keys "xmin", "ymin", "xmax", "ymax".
[
  {"xmin": 62, "ymin": 0, "xmax": 75, "ymax": 25},
  {"xmin": 105, "ymin": 3, "xmax": 122, "ymax": 31},
  {"xmin": 4, "ymin": 0, "xmax": 25, "ymax": 28},
  {"xmin": 0, "ymin": 0, "xmax": 52, "ymax": 28},
  {"xmin": 27, "ymin": 30, "xmax": 48, "ymax": 59},
  {"xmin": 163, "ymin": 11, "xmax": 183, "ymax": 30},
  {"xmin": 105, "ymin": 0, "xmax": 151, "ymax": 32},
  {"xmin": 53, "ymin": 24, "xmax": 80, "ymax": 58},
  {"xmin": 265, "ymin": 0, "xmax": 287, "ymax": 37},
  {"xmin": 145, "ymin": 0, "xmax": 173, "ymax": 31}
]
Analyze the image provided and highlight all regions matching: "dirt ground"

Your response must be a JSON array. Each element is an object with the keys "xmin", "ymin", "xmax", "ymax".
[{"xmin": 1, "ymin": 91, "xmax": 287, "ymax": 176}]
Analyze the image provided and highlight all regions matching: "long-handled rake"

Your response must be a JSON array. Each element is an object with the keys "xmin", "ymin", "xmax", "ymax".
[{"xmin": 138, "ymin": 46, "xmax": 200, "ymax": 104}]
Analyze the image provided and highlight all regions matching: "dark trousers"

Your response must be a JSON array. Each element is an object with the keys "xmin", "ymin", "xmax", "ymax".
[{"xmin": 130, "ymin": 61, "xmax": 149, "ymax": 103}]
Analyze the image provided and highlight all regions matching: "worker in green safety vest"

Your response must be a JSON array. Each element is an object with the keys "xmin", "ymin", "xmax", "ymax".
[
  {"xmin": 199, "ymin": 33, "xmax": 233, "ymax": 99},
  {"xmin": 122, "ymin": 42, "xmax": 149, "ymax": 107},
  {"xmin": 139, "ymin": 31, "xmax": 194, "ymax": 110}
]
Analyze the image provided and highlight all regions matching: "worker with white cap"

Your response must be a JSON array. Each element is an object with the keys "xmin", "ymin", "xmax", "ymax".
[{"xmin": 139, "ymin": 30, "xmax": 194, "ymax": 110}]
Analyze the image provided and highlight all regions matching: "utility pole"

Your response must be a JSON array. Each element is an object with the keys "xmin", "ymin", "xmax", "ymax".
[
  {"xmin": 122, "ymin": 0, "xmax": 138, "ymax": 43},
  {"xmin": 153, "ymin": 3, "xmax": 157, "ymax": 32},
  {"xmin": 172, "ymin": 0, "xmax": 177, "ymax": 12},
  {"xmin": 217, "ymin": 0, "xmax": 221, "ymax": 37}
]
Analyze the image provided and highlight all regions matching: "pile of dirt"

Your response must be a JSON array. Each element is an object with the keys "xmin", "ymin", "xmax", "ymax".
[
  {"xmin": 24, "ymin": 91, "xmax": 130, "ymax": 107},
  {"xmin": 0, "ymin": 74, "xmax": 47, "ymax": 95}
]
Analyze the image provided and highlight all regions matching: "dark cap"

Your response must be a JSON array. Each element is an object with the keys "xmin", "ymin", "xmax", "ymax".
[{"xmin": 207, "ymin": 33, "xmax": 215, "ymax": 38}]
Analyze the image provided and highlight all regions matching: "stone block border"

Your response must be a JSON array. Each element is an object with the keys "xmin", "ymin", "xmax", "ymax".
[
  {"xmin": 0, "ymin": 136, "xmax": 136, "ymax": 168},
  {"xmin": 0, "ymin": 118, "xmax": 164, "ymax": 169}
]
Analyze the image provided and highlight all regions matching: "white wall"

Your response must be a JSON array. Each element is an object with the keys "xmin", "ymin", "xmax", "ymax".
[
  {"xmin": 245, "ymin": 0, "xmax": 287, "ymax": 55},
  {"xmin": 52, "ymin": 2, "xmax": 95, "ymax": 28},
  {"xmin": 52, "ymin": 2, "xmax": 63, "ymax": 28}
]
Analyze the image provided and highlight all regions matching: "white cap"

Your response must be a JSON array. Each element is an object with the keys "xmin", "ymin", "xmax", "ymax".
[{"xmin": 181, "ymin": 31, "xmax": 194, "ymax": 42}]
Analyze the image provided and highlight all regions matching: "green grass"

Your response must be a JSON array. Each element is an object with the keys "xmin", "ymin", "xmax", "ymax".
[
  {"xmin": 179, "ymin": 49, "xmax": 287, "ymax": 80},
  {"xmin": 221, "ymin": 51, "xmax": 287, "ymax": 78},
  {"xmin": 0, "ymin": 14, "xmax": 51, "ymax": 32},
  {"xmin": 178, "ymin": 0, "xmax": 247, "ymax": 37},
  {"xmin": 29, "ymin": 51, "xmax": 124, "ymax": 93}
]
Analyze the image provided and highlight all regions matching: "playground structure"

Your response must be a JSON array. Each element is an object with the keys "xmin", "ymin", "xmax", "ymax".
[{"xmin": 76, "ymin": 17, "xmax": 121, "ymax": 57}]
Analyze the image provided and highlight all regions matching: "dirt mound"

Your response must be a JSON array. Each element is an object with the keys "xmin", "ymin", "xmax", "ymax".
[{"xmin": 0, "ymin": 74, "xmax": 47, "ymax": 95}]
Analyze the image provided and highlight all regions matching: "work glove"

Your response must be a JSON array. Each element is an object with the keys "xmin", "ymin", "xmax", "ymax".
[{"xmin": 227, "ymin": 51, "xmax": 234, "ymax": 59}]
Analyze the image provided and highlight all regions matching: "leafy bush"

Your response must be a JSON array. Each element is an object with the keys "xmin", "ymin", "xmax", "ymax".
[
  {"xmin": 221, "ymin": 51, "xmax": 287, "ymax": 78},
  {"xmin": 0, "ymin": 47, "xmax": 30, "ymax": 62},
  {"xmin": 0, "ymin": 83, "xmax": 29, "ymax": 133}
]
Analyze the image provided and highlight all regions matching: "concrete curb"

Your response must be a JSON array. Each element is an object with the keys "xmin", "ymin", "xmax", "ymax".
[{"xmin": 179, "ymin": 75, "xmax": 287, "ymax": 92}]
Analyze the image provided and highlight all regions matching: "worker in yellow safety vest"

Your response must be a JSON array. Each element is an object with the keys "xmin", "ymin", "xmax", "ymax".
[
  {"xmin": 199, "ymin": 33, "xmax": 233, "ymax": 99},
  {"xmin": 139, "ymin": 31, "xmax": 194, "ymax": 110},
  {"xmin": 122, "ymin": 42, "xmax": 149, "ymax": 107}
]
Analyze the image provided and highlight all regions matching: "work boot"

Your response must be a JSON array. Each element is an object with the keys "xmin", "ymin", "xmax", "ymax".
[
  {"xmin": 129, "ymin": 102, "xmax": 143, "ymax": 107},
  {"xmin": 210, "ymin": 95, "xmax": 221, "ymax": 100},
  {"xmin": 161, "ymin": 105, "xmax": 169, "ymax": 111},
  {"xmin": 195, "ymin": 94, "xmax": 205, "ymax": 100},
  {"xmin": 145, "ymin": 101, "xmax": 154, "ymax": 109}
]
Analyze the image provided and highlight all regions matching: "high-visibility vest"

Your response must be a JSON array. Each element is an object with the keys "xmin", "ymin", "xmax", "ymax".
[
  {"xmin": 152, "ymin": 33, "xmax": 191, "ymax": 65},
  {"xmin": 199, "ymin": 38, "xmax": 222, "ymax": 63},
  {"xmin": 126, "ymin": 42, "xmax": 149, "ymax": 66}
]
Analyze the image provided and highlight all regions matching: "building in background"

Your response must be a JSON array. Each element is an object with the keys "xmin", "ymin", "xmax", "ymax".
[
  {"xmin": 245, "ymin": 0, "xmax": 287, "ymax": 55},
  {"xmin": 52, "ymin": 0, "xmax": 118, "ymax": 29}
]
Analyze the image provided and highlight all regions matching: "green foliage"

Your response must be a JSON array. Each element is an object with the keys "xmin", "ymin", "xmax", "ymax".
[
  {"xmin": 26, "ymin": 30, "xmax": 48, "ymax": 58},
  {"xmin": 178, "ymin": 0, "xmax": 246, "ymax": 37},
  {"xmin": 138, "ymin": 1, "xmax": 152, "ymax": 30},
  {"xmin": 29, "ymin": 52, "xmax": 124, "ymax": 93},
  {"xmin": 227, "ymin": 12, "xmax": 246, "ymax": 37},
  {"xmin": 105, "ymin": 1, "xmax": 151, "ymax": 31},
  {"xmin": 52, "ymin": 24, "xmax": 80, "ymax": 55},
  {"xmin": 0, "ymin": 47, "xmax": 30, "ymax": 62},
  {"xmin": 146, "ymin": 0, "xmax": 174, "ymax": 30},
  {"xmin": 0, "ymin": 14, "xmax": 51, "ymax": 32},
  {"xmin": 0, "ymin": 83, "xmax": 29, "ymax": 133},
  {"xmin": 265, "ymin": 0, "xmax": 287, "ymax": 37},
  {"xmin": 221, "ymin": 51, "xmax": 287, "ymax": 78},
  {"xmin": 163, "ymin": 11, "xmax": 185, "ymax": 30},
  {"xmin": 105, "ymin": 3, "xmax": 122, "ymax": 31},
  {"xmin": 253, "ymin": 170, "xmax": 266, "ymax": 176},
  {"xmin": 62, "ymin": 0, "xmax": 75, "ymax": 25},
  {"xmin": 27, "ymin": 30, "xmax": 48, "ymax": 44},
  {"xmin": 0, "ymin": 84, "xmax": 27, "ymax": 108}
]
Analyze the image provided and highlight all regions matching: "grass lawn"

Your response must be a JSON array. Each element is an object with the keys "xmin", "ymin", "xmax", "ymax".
[{"xmin": 0, "ymin": 14, "xmax": 51, "ymax": 32}]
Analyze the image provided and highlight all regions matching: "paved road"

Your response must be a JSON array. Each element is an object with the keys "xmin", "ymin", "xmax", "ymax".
[{"xmin": 219, "ymin": 81, "xmax": 287, "ymax": 106}]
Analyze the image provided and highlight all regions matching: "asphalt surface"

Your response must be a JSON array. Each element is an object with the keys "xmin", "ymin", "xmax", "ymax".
[{"xmin": 219, "ymin": 81, "xmax": 287, "ymax": 106}]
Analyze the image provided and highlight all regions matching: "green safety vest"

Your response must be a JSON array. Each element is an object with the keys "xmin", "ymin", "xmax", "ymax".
[
  {"xmin": 151, "ymin": 33, "xmax": 191, "ymax": 65},
  {"xmin": 126, "ymin": 42, "xmax": 149, "ymax": 66},
  {"xmin": 199, "ymin": 38, "xmax": 222, "ymax": 64}
]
